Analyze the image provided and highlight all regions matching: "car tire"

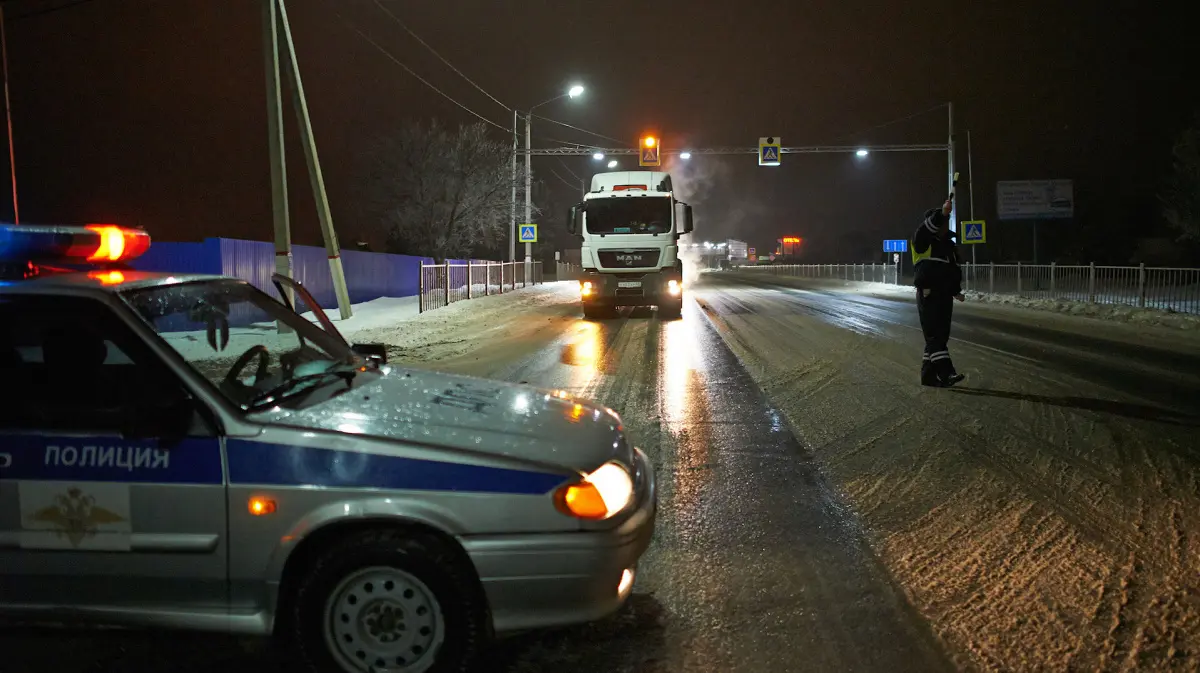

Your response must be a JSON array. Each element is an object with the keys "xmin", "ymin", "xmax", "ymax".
[
  {"xmin": 658, "ymin": 300, "xmax": 683, "ymax": 320},
  {"xmin": 278, "ymin": 528, "xmax": 489, "ymax": 673}
]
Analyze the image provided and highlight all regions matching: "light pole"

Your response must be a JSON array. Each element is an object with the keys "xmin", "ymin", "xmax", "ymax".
[{"xmin": 516, "ymin": 84, "xmax": 584, "ymax": 274}]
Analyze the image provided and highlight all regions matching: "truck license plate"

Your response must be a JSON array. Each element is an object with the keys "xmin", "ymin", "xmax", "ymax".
[{"xmin": 618, "ymin": 281, "xmax": 642, "ymax": 288}]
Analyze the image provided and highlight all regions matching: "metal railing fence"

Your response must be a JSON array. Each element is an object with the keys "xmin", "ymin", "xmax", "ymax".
[
  {"xmin": 739, "ymin": 262, "xmax": 1200, "ymax": 315},
  {"xmin": 419, "ymin": 260, "xmax": 544, "ymax": 313}
]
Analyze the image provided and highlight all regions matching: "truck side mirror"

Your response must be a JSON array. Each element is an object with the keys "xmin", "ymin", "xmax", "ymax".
[
  {"xmin": 568, "ymin": 204, "xmax": 584, "ymax": 235},
  {"xmin": 684, "ymin": 205, "xmax": 694, "ymax": 234}
]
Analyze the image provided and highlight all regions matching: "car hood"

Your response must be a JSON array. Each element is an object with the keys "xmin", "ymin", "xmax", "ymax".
[{"xmin": 248, "ymin": 366, "xmax": 632, "ymax": 474}]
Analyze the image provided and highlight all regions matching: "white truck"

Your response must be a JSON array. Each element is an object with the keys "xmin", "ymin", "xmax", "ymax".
[{"xmin": 567, "ymin": 171, "xmax": 694, "ymax": 320}]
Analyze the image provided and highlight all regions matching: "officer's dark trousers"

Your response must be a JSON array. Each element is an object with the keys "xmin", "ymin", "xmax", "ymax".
[{"xmin": 916, "ymin": 289, "xmax": 956, "ymax": 383}]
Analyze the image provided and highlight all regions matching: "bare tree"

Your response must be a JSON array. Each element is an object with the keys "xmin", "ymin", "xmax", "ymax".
[
  {"xmin": 360, "ymin": 121, "xmax": 534, "ymax": 260},
  {"xmin": 1162, "ymin": 115, "xmax": 1200, "ymax": 242}
]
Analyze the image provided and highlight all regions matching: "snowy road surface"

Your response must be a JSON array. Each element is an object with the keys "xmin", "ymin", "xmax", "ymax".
[{"xmin": 6, "ymin": 275, "xmax": 1200, "ymax": 672}]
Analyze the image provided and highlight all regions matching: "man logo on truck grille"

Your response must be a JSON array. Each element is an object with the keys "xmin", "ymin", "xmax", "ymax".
[{"xmin": 616, "ymin": 254, "xmax": 641, "ymax": 265}]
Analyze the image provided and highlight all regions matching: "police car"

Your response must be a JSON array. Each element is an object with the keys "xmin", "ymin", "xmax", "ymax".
[{"xmin": 0, "ymin": 224, "xmax": 656, "ymax": 672}]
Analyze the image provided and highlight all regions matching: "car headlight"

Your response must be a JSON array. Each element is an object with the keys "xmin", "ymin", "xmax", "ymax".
[
  {"xmin": 667, "ymin": 279, "xmax": 681, "ymax": 296},
  {"xmin": 580, "ymin": 281, "xmax": 593, "ymax": 297},
  {"xmin": 554, "ymin": 461, "xmax": 634, "ymax": 520}
]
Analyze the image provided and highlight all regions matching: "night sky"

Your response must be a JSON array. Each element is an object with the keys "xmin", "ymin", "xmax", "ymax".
[{"xmin": 3, "ymin": 0, "xmax": 1197, "ymax": 263}]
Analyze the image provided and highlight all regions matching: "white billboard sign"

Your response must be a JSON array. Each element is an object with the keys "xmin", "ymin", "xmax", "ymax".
[{"xmin": 996, "ymin": 180, "xmax": 1074, "ymax": 220}]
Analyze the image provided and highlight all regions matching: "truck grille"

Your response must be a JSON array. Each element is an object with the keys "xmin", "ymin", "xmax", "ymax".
[{"xmin": 596, "ymin": 249, "xmax": 660, "ymax": 268}]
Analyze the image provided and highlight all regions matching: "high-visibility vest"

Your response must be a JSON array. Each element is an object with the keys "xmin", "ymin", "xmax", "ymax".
[
  {"xmin": 912, "ymin": 242, "xmax": 950, "ymax": 265},
  {"xmin": 911, "ymin": 243, "xmax": 929, "ymax": 265}
]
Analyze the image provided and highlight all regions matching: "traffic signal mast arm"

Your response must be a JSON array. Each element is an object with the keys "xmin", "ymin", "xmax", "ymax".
[{"xmin": 523, "ymin": 143, "xmax": 948, "ymax": 156}]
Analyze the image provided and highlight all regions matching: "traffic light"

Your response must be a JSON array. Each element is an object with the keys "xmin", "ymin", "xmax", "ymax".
[{"xmin": 639, "ymin": 134, "xmax": 661, "ymax": 167}]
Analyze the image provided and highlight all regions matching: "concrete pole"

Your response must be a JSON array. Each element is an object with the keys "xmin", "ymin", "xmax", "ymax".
[
  {"xmin": 947, "ymin": 102, "xmax": 956, "ymax": 235},
  {"xmin": 968, "ymin": 129, "xmax": 976, "ymax": 265},
  {"xmin": 524, "ymin": 111, "xmax": 533, "ymax": 280},
  {"xmin": 276, "ymin": 0, "xmax": 352, "ymax": 319},
  {"xmin": 1, "ymin": 5, "xmax": 18, "ymax": 224},
  {"xmin": 263, "ymin": 0, "xmax": 293, "ymax": 328},
  {"xmin": 509, "ymin": 109, "xmax": 517, "ymax": 262}
]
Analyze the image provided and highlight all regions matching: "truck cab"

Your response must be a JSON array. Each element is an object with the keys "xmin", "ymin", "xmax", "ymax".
[{"xmin": 567, "ymin": 171, "xmax": 694, "ymax": 320}]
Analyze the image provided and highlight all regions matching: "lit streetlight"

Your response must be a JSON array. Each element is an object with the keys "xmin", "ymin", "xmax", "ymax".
[
  {"xmin": 513, "ymin": 84, "xmax": 586, "ymax": 265},
  {"xmin": 680, "ymin": 151, "xmax": 692, "ymax": 160},
  {"xmin": 592, "ymin": 151, "xmax": 605, "ymax": 160},
  {"xmin": 855, "ymin": 149, "xmax": 869, "ymax": 158},
  {"xmin": 607, "ymin": 159, "xmax": 618, "ymax": 169}
]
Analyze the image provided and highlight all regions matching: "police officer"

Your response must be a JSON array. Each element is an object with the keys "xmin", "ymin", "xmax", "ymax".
[{"xmin": 912, "ymin": 199, "xmax": 966, "ymax": 387}]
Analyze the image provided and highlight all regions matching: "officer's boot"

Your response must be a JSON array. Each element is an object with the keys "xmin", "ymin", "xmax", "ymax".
[
  {"xmin": 937, "ymin": 357, "xmax": 965, "ymax": 387},
  {"xmin": 920, "ymin": 355, "xmax": 940, "ymax": 387}
]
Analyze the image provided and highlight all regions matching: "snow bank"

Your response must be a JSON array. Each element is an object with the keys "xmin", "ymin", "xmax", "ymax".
[{"xmin": 963, "ymin": 290, "xmax": 1200, "ymax": 330}]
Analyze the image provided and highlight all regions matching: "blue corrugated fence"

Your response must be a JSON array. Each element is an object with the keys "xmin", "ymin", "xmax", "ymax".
[{"xmin": 132, "ymin": 238, "xmax": 434, "ymax": 311}]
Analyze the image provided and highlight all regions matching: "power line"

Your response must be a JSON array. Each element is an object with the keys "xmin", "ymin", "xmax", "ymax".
[
  {"xmin": 532, "ymin": 113, "xmax": 629, "ymax": 145},
  {"xmin": 832, "ymin": 102, "xmax": 949, "ymax": 143},
  {"xmin": 555, "ymin": 159, "xmax": 582, "ymax": 181},
  {"xmin": 332, "ymin": 7, "xmax": 511, "ymax": 133},
  {"xmin": 369, "ymin": 0, "xmax": 510, "ymax": 113},
  {"xmin": 547, "ymin": 166, "xmax": 580, "ymax": 191}
]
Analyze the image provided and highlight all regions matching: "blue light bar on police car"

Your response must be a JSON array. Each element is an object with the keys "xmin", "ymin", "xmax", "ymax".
[{"xmin": 0, "ymin": 223, "xmax": 150, "ymax": 264}]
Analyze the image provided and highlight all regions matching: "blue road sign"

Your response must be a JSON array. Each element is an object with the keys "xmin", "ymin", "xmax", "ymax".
[
  {"xmin": 961, "ymin": 220, "xmax": 986, "ymax": 244},
  {"xmin": 758, "ymin": 137, "xmax": 781, "ymax": 166},
  {"xmin": 883, "ymin": 239, "xmax": 908, "ymax": 253},
  {"xmin": 519, "ymin": 224, "xmax": 538, "ymax": 243}
]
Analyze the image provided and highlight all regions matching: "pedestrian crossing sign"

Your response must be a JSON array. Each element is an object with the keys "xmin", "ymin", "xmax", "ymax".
[
  {"xmin": 961, "ymin": 220, "xmax": 986, "ymax": 245},
  {"xmin": 519, "ymin": 224, "xmax": 538, "ymax": 243},
  {"xmin": 759, "ymin": 137, "xmax": 781, "ymax": 166},
  {"xmin": 639, "ymin": 145, "xmax": 660, "ymax": 167}
]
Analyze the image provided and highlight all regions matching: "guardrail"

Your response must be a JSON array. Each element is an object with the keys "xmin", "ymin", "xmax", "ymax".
[
  {"xmin": 740, "ymin": 262, "xmax": 1200, "ymax": 315},
  {"xmin": 418, "ymin": 260, "xmax": 544, "ymax": 313}
]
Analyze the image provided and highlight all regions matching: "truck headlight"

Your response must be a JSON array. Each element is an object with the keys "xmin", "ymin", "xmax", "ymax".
[
  {"xmin": 581, "ymin": 281, "xmax": 593, "ymax": 297},
  {"xmin": 554, "ymin": 462, "xmax": 634, "ymax": 520},
  {"xmin": 667, "ymin": 279, "xmax": 681, "ymax": 296}
]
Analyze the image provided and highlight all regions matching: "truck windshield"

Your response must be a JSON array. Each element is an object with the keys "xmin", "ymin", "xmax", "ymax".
[{"xmin": 586, "ymin": 196, "xmax": 672, "ymax": 235}]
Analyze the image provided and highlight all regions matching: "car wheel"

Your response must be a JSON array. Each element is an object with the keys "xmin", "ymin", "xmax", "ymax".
[{"xmin": 279, "ymin": 528, "xmax": 488, "ymax": 673}]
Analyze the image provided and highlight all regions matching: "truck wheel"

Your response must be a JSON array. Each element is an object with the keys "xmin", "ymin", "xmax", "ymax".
[
  {"xmin": 658, "ymin": 299, "xmax": 683, "ymax": 320},
  {"xmin": 278, "ymin": 528, "xmax": 488, "ymax": 673}
]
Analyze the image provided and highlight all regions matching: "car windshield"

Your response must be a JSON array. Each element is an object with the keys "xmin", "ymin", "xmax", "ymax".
[
  {"xmin": 122, "ymin": 279, "xmax": 366, "ymax": 410},
  {"xmin": 586, "ymin": 196, "xmax": 672, "ymax": 235}
]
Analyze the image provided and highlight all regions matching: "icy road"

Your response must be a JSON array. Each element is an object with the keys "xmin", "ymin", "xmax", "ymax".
[{"xmin": 7, "ymin": 273, "xmax": 1200, "ymax": 672}]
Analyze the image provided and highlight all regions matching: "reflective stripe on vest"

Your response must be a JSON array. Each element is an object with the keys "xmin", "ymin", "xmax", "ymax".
[{"xmin": 911, "ymin": 244, "xmax": 949, "ymax": 265}]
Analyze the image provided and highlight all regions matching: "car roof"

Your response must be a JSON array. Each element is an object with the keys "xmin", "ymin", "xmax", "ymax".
[{"xmin": 0, "ymin": 270, "xmax": 237, "ymax": 296}]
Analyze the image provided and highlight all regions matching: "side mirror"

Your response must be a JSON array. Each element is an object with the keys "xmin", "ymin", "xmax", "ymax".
[
  {"xmin": 352, "ymin": 342, "xmax": 388, "ymax": 364},
  {"xmin": 684, "ymin": 205, "xmax": 694, "ymax": 234},
  {"xmin": 568, "ymin": 203, "xmax": 584, "ymax": 235}
]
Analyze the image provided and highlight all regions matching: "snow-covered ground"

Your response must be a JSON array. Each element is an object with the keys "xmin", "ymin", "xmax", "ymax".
[
  {"xmin": 725, "ymin": 271, "xmax": 1200, "ymax": 330},
  {"xmin": 693, "ymin": 275, "xmax": 1200, "ymax": 671},
  {"xmin": 157, "ymin": 284, "xmax": 577, "ymax": 366}
]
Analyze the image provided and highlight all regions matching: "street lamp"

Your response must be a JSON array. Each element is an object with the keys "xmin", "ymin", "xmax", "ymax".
[
  {"xmin": 592, "ymin": 151, "xmax": 605, "ymax": 160},
  {"xmin": 512, "ymin": 84, "xmax": 586, "ymax": 267},
  {"xmin": 607, "ymin": 159, "xmax": 618, "ymax": 169},
  {"xmin": 855, "ymin": 149, "xmax": 869, "ymax": 158},
  {"xmin": 680, "ymin": 151, "xmax": 692, "ymax": 160}
]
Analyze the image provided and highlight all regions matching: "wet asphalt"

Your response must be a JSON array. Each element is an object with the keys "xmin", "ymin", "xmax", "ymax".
[{"xmin": 487, "ymin": 299, "xmax": 950, "ymax": 672}]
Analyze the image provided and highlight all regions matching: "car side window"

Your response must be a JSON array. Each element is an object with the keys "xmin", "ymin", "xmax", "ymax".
[{"xmin": 0, "ymin": 294, "xmax": 217, "ymax": 437}]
